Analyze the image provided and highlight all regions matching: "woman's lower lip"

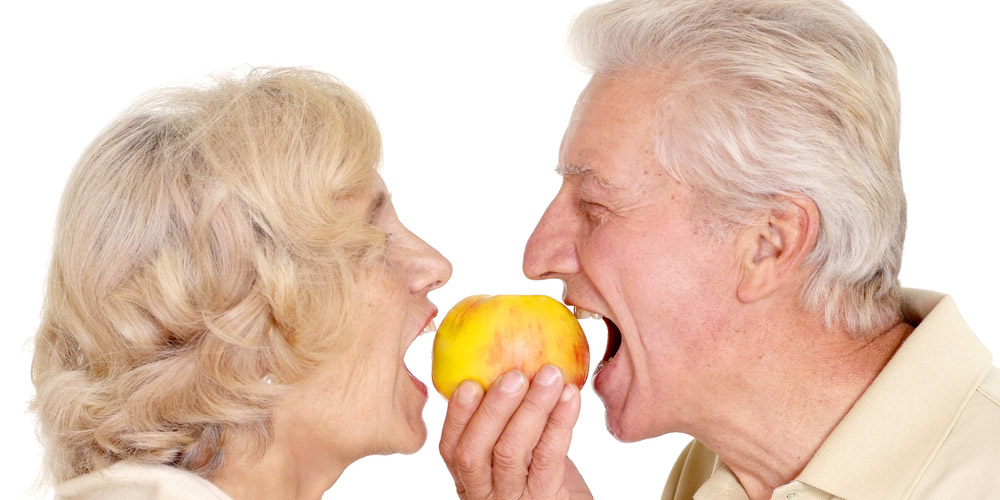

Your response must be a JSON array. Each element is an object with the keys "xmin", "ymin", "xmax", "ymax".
[{"xmin": 407, "ymin": 367, "xmax": 428, "ymax": 397}]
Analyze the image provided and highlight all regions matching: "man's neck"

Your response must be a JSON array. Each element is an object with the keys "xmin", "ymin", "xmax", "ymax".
[{"xmin": 692, "ymin": 316, "xmax": 913, "ymax": 500}]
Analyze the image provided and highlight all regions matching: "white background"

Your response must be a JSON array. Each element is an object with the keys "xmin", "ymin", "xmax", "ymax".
[{"xmin": 2, "ymin": 1, "xmax": 997, "ymax": 498}]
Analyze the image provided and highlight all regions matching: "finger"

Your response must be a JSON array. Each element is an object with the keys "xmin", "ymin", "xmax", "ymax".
[
  {"xmin": 439, "ymin": 380, "xmax": 484, "ymax": 498},
  {"xmin": 491, "ymin": 364, "xmax": 566, "ymax": 499},
  {"xmin": 526, "ymin": 383, "xmax": 583, "ymax": 499},
  {"xmin": 453, "ymin": 370, "xmax": 529, "ymax": 500}
]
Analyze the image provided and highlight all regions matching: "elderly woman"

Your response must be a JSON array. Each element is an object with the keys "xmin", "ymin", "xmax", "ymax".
[{"xmin": 31, "ymin": 68, "xmax": 451, "ymax": 499}]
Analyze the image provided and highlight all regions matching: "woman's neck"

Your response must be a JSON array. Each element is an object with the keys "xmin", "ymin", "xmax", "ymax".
[{"xmin": 211, "ymin": 422, "xmax": 352, "ymax": 500}]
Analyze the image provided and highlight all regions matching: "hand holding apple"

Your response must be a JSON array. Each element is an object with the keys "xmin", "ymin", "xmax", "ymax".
[{"xmin": 431, "ymin": 294, "xmax": 589, "ymax": 399}]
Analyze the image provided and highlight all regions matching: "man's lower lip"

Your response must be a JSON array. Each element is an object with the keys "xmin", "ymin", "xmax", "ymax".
[
  {"xmin": 594, "ymin": 359, "xmax": 610, "ymax": 377},
  {"xmin": 597, "ymin": 351, "xmax": 619, "ymax": 375},
  {"xmin": 593, "ymin": 353, "xmax": 621, "ymax": 396},
  {"xmin": 593, "ymin": 359, "xmax": 610, "ymax": 390}
]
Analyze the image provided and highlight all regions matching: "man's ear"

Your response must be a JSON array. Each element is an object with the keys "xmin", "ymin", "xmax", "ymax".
[{"xmin": 736, "ymin": 196, "xmax": 820, "ymax": 303}]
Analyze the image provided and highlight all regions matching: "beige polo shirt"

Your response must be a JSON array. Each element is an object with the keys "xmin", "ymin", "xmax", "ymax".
[{"xmin": 662, "ymin": 289, "xmax": 1000, "ymax": 500}]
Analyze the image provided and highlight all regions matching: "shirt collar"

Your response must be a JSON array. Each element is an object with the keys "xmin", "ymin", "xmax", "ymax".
[
  {"xmin": 693, "ymin": 459, "xmax": 751, "ymax": 500},
  {"xmin": 797, "ymin": 289, "xmax": 993, "ymax": 500}
]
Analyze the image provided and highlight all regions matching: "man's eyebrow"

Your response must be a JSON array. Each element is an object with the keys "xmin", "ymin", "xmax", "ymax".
[
  {"xmin": 556, "ymin": 164, "xmax": 592, "ymax": 176},
  {"xmin": 555, "ymin": 163, "xmax": 624, "ymax": 191}
]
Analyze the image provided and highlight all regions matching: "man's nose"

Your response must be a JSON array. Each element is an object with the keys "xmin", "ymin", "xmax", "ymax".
[{"xmin": 523, "ymin": 191, "xmax": 581, "ymax": 280}]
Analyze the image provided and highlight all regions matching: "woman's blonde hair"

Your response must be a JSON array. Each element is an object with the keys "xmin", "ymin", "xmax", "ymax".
[
  {"xmin": 31, "ymin": 67, "xmax": 386, "ymax": 482},
  {"xmin": 570, "ymin": 0, "xmax": 905, "ymax": 336}
]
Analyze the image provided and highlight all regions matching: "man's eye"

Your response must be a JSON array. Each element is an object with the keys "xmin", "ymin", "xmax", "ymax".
[{"xmin": 581, "ymin": 200, "xmax": 611, "ymax": 221}]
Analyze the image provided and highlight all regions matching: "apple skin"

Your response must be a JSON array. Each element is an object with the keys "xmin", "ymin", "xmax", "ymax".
[{"xmin": 431, "ymin": 294, "xmax": 590, "ymax": 399}]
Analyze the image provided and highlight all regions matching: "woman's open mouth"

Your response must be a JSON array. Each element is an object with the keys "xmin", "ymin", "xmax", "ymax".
[
  {"xmin": 404, "ymin": 316, "xmax": 438, "ymax": 398},
  {"xmin": 406, "ymin": 365, "xmax": 428, "ymax": 397}
]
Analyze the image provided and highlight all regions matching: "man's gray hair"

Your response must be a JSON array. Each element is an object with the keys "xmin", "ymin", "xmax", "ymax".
[
  {"xmin": 571, "ymin": 0, "xmax": 906, "ymax": 335},
  {"xmin": 569, "ymin": 0, "xmax": 905, "ymax": 337}
]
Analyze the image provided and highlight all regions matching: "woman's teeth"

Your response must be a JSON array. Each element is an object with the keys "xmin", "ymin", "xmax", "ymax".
[
  {"xmin": 573, "ymin": 306, "xmax": 603, "ymax": 320},
  {"xmin": 422, "ymin": 319, "xmax": 437, "ymax": 334}
]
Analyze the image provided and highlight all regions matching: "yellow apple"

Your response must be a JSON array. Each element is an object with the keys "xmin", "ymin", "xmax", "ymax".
[{"xmin": 431, "ymin": 294, "xmax": 589, "ymax": 399}]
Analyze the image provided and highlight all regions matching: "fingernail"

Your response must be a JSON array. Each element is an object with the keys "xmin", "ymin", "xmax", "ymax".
[
  {"xmin": 560, "ymin": 384, "xmax": 575, "ymax": 402},
  {"xmin": 499, "ymin": 371, "xmax": 525, "ymax": 393},
  {"xmin": 536, "ymin": 364, "xmax": 562, "ymax": 386},
  {"xmin": 455, "ymin": 381, "xmax": 479, "ymax": 405}
]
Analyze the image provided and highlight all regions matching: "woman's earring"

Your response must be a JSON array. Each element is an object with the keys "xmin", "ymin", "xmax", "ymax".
[{"xmin": 262, "ymin": 374, "xmax": 277, "ymax": 385}]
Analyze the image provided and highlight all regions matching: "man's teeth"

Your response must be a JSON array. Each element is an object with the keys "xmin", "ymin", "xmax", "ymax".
[
  {"xmin": 573, "ymin": 306, "xmax": 603, "ymax": 320},
  {"xmin": 422, "ymin": 319, "xmax": 437, "ymax": 334},
  {"xmin": 594, "ymin": 359, "xmax": 610, "ymax": 376}
]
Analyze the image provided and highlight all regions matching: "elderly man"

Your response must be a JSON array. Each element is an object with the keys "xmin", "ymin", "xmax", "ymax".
[{"xmin": 438, "ymin": 0, "xmax": 1000, "ymax": 499}]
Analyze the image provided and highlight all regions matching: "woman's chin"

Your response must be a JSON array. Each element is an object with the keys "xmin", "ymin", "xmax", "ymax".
[
  {"xmin": 385, "ymin": 403, "xmax": 428, "ymax": 455},
  {"xmin": 399, "ymin": 434, "xmax": 427, "ymax": 455},
  {"xmin": 385, "ymin": 420, "xmax": 427, "ymax": 456}
]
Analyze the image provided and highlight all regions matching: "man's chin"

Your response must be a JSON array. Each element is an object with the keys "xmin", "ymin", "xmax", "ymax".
[{"xmin": 603, "ymin": 406, "xmax": 648, "ymax": 443}]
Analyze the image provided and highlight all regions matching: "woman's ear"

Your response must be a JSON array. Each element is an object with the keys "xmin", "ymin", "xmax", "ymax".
[{"xmin": 736, "ymin": 196, "xmax": 820, "ymax": 303}]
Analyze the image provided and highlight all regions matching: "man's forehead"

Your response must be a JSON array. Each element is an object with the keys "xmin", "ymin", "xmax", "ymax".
[{"xmin": 577, "ymin": 71, "xmax": 667, "ymax": 107}]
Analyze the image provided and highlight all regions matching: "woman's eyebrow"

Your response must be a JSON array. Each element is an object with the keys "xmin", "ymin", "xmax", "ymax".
[{"xmin": 367, "ymin": 191, "xmax": 389, "ymax": 221}]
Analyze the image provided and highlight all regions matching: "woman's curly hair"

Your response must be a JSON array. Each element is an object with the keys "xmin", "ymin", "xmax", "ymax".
[{"xmin": 31, "ymin": 67, "xmax": 387, "ymax": 482}]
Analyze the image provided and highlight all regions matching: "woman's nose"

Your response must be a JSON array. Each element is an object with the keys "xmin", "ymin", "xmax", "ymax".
[
  {"xmin": 523, "ymin": 189, "xmax": 581, "ymax": 281},
  {"xmin": 409, "ymin": 235, "xmax": 452, "ymax": 295}
]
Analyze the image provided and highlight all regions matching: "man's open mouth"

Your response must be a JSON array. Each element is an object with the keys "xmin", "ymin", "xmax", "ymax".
[
  {"xmin": 574, "ymin": 307, "xmax": 622, "ymax": 376},
  {"xmin": 597, "ymin": 317, "xmax": 622, "ymax": 375}
]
